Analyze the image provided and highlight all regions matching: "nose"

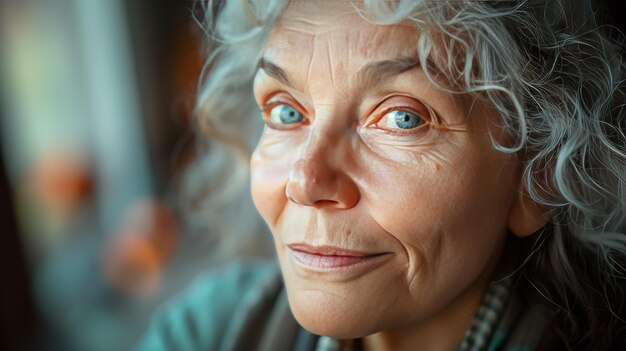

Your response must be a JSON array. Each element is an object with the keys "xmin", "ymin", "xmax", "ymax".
[{"xmin": 285, "ymin": 155, "xmax": 360, "ymax": 210}]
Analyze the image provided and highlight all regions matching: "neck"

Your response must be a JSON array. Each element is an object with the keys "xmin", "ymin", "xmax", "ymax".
[{"xmin": 362, "ymin": 254, "xmax": 501, "ymax": 351}]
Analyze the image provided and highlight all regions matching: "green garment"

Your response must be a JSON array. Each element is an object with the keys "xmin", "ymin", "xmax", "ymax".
[{"xmin": 135, "ymin": 260, "xmax": 318, "ymax": 351}]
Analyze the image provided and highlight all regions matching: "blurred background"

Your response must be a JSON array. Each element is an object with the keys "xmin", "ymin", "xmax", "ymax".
[
  {"xmin": 0, "ymin": 0, "xmax": 624, "ymax": 350},
  {"xmin": 0, "ymin": 0, "xmax": 214, "ymax": 350}
]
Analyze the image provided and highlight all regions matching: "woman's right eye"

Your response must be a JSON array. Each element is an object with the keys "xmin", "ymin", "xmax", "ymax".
[{"xmin": 268, "ymin": 104, "xmax": 304, "ymax": 126}]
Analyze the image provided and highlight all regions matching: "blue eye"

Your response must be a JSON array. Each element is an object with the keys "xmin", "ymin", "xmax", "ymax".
[
  {"xmin": 270, "ymin": 104, "xmax": 304, "ymax": 125},
  {"xmin": 380, "ymin": 110, "xmax": 424, "ymax": 130}
]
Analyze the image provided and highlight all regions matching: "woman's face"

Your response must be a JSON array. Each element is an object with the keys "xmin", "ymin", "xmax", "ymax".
[{"xmin": 251, "ymin": 1, "xmax": 520, "ymax": 339}]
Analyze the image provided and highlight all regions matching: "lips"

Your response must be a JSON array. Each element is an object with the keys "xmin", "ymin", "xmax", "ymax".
[{"xmin": 287, "ymin": 243, "xmax": 392, "ymax": 269}]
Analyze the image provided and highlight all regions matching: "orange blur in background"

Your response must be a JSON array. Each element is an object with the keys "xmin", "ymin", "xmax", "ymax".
[{"xmin": 0, "ymin": 0, "xmax": 204, "ymax": 350}]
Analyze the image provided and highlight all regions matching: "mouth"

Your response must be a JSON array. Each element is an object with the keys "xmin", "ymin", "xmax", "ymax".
[{"xmin": 286, "ymin": 243, "xmax": 393, "ymax": 278}]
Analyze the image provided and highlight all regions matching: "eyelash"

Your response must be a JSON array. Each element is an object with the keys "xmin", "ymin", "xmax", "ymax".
[
  {"xmin": 261, "ymin": 100, "xmax": 309, "ymax": 130},
  {"xmin": 260, "ymin": 95, "xmax": 434, "ymax": 135},
  {"xmin": 369, "ymin": 106, "xmax": 429, "ymax": 135}
]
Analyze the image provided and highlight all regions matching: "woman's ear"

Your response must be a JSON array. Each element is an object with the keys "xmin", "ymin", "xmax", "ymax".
[{"xmin": 508, "ymin": 189, "xmax": 551, "ymax": 237}]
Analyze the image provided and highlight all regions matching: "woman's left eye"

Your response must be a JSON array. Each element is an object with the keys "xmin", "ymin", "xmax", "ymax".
[
  {"xmin": 269, "ymin": 104, "xmax": 304, "ymax": 125},
  {"xmin": 378, "ymin": 110, "xmax": 424, "ymax": 130}
]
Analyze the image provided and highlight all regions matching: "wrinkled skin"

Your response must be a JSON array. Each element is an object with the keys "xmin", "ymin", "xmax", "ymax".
[{"xmin": 250, "ymin": 2, "xmax": 532, "ymax": 350}]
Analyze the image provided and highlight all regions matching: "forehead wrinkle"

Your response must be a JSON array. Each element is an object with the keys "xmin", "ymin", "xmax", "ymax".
[
  {"xmin": 325, "ymin": 37, "xmax": 340, "ymax": 93},
  {"xmin": 281, "ymin": 1, "xmax": 358, "ymax": 33},
  {"xmin": 305, "ymin": 33, "xmax": 320, "ymax": 97},
  {"xmin": 278, "ymin": 21, "xmax": 333, "ymax": 36}
]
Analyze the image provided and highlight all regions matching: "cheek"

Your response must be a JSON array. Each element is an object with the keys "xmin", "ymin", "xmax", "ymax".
[
  {"xmin": 250, "ymin": 136, "xmax": 297, "ymax": 228},
  {"xmin": 359, "ymin": 147, "xmax": 516, "ymax": 251},
  {"xmin": 355, "ymin": 150, "xmax": 453, "ymax": 236},
  {"xmin": 357, "ymin": 151, "xmax": 515, "ymax": 299}
]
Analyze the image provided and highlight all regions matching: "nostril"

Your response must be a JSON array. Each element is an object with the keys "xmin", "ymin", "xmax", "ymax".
[{"xmin": 313, "ymin": 200, "xmax": 340, "ymax": 208}]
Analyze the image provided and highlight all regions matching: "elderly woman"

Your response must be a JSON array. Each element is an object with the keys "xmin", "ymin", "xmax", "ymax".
[{"xmin": 137, "ymin": 0, "xmax": 626, "ymax": 350}]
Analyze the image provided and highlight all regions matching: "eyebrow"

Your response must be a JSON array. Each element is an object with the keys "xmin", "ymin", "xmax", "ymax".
[
  {"xmin": 257, "ymin": 58, "xmax": 293, "ymax": 87},
  {"xmin": 256, "ymin": 56, "xmax": 421, "ymax": 89},
  {"xmin": 357, "ymin": 56, "xmax": 421, "ymax": 87}
]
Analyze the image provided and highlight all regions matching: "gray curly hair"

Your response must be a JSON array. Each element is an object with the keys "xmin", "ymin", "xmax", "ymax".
[{"xmin": 184, "ymin": 0, "xmax": 626, "ymax": 346}]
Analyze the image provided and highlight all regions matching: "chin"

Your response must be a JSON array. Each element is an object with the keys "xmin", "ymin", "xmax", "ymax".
[
  {"xmin": 287, "ymin": 289, "xmax": 383, "ymax": 339},
  {"xmin": 293, "ymin": 311, "xmax": 371, "ymax": 339}
]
